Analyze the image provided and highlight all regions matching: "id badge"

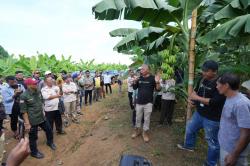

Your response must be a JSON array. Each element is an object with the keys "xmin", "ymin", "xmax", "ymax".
[{"xmin": 200, "ymin": 103, "xmax": 204, "ymax": 107}]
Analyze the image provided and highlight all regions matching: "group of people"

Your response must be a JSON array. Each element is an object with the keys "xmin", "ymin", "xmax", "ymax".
[
  {"xmin": 0, "ymin": 69, "xmax": 117, "ymax": 164},
  {"xmin": 127, "ymin": 61, "xmax": 250, "ymax": 166}
]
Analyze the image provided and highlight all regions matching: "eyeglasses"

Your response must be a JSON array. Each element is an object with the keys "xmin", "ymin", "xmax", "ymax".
[{"xmin": 35, "ymin": 72, "xmax": 40, "ymax": 74}]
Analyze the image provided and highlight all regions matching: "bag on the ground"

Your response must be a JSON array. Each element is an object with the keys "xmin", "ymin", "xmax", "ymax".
[{"xmin": 119, "ymin": 155, "xmax": 153, "ymax": 166}]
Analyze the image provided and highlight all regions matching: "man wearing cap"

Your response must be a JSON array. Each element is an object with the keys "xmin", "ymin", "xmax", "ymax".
[
  {"xmin": 41, "ymin": 77, "xmax": 65, "ymax": 135},
  {"xmin": 2, "ymin": 76, "xmax": 25, "ymax": 139},
  {"xmin": 177, "ymin": 60, "xmax": 226, "ymax": 166},
  {"xmin": 20, "ymin": 78, "xmax": 56, "ymax": 159}
]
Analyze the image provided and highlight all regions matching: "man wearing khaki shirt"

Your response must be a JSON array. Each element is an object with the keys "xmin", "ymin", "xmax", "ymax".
[
  {"xmin": 41, "ymin": 77, "xmax": 65, "ymax": 134},
  {"xmin": 62, "ymin": 75, "xmax": 79, "ymax": 124}
]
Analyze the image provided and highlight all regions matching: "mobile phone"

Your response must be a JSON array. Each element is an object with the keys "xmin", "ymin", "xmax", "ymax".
[{"xmin": 18, "ymin": 117, "xmax": 25, "ymax": 139}]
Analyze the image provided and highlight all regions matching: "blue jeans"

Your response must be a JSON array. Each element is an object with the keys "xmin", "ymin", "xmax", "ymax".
[
  {"xmin": 79, "ymin": 90, "xmax": 85, "ymax": 108},
  {"xmin": 184, "ymin": 111, "xmax": 220, "ymax": 166}
]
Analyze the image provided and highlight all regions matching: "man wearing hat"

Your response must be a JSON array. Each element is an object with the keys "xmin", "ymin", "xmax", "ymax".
[
  {"xmin": 20, "ymin": 78, "xmax": 56, "ymax": 159},
  {"xmin": 177, "ymin": 60, "xmax": 226, "ymax": 166}
]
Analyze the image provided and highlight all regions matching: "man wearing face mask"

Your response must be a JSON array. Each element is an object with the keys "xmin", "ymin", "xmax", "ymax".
[
  {"xmin": 177, "ymin": 60, "xmax": 226, "ymax": 166},
  {"xmin": 2, "ymin": 76, "xmax": 25, "ymax": 139}
]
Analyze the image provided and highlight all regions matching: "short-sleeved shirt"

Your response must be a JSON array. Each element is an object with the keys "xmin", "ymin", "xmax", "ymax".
[
  {"xmin": 95, "ymin": 77, "xmax": 101, "ymax": 88},
  {"xmin": 127, "ymin": 76, "xmax": 134, "ymax": 93},
  {"xmin": 82, "ymin": 77, "xmax": 94, "ymax": 90},
  {"xmin": 41, "ymin": 85, "xmax": 60, "ymax": 112},
  {"xmin": 20, "ymin": 90, "xmax": 45, "ymax": 126},
  {"xmin": 62, "ymin": 82, "xmax": 77, "ymax": 103},
  {"xmin": 161, "ymin": 79, "xmax": 175, "ymax": 100},
  {"xmin": 133, "ymin": 75, "xmax": 156, "ymax": 105},
  {"xmin": 219, "ymin": 93, "xmax": 250, "ymax": 156}
]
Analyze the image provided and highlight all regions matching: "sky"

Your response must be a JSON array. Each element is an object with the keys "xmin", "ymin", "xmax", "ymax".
[{"xmin": 0, "ymin": 0, "xmax": 141, "ymax": 65}]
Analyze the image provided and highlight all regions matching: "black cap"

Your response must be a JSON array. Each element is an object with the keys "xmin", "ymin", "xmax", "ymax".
[
  {"xmin": 15, "ymin": 70, "xmax": 23, "ymax": 74},
  {"xmin": 202, "ymin": 60, "xmax": 218, "ymax": 71}
]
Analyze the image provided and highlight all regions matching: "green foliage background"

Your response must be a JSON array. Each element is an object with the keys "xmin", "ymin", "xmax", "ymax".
[{"xmin": 0, "ymin": 50, "xmax": 127, "ymax": 77}]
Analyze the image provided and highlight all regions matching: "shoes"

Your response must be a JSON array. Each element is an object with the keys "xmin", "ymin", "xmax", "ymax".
[
  {"xmin": 72, "ymin": 119, "xmax": 80, "ymax": 124},
  {"xmin": 131, "ymin": 128, "xmax": 141, "ymax": 139},
  {"xmin": 57, "ymin": 130, "xmax": 66, "ymax": 135},
  {"xmin": 31, "ymin": 151, "xmax": 44, "ymax": 159},
  {"xmin": 177, "ymin": 144, "xmax": 194, "ymax": 152},
  {"xmin": 77, "ymin": 112, "xmax": 84, "ymax": 115},
  {"xmin": 63, "ymin": 120, "xmax": 70, "ymax": 127},
  {"xmin": 47, "ymin": 143, "xmax": 56, "ymax": 150},
  {"xmin": 142, "ymin": 131, "xmax": 150, "ymax": 143}
]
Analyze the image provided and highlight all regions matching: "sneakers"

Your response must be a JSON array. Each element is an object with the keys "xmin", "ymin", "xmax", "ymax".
[
  {"xmin": 131, "ymin": 129, "xmax": 150, "ymax": 143},
  {"xmin": 31, "ymin": 151, "xmax": 44, "ymax": 159},
  {"xmin": 177, "ymin": 144, "xmax": 194, "ymax": 152},
  {"xmin": 142, "ymin": 131, "xmax": 150, "ymax": 143},
  {"xmin": 131, "ymin": 128, "xmax": 141, "ymax": 139},
  {"xmin": 47, "ymin": 143, "xmax": 56, "ymax": 150},
  {"xmin": 72, "ymin": 119, "xmax": 80, "ymax": 124}
]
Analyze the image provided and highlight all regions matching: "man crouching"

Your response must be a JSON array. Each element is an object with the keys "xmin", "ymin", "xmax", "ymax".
[{"xmin": 20, "ymin": 78, "xmax": 56, "ymax": 159}]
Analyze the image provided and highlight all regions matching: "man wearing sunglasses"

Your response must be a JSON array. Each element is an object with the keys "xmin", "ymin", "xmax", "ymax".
[{"xmin": 177, "ymin": 60, "xmax": 226, "ymax": 166}]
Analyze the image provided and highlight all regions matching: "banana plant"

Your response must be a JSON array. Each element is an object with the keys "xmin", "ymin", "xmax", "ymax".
[{"xmin": 198, "ymin": 0, "xmax": 250, "ymax": 44}]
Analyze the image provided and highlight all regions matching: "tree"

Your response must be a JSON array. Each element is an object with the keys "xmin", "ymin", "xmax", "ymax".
[{"xmin": 0, "ymin": 45, "xmax": 10, "ymax": 59}]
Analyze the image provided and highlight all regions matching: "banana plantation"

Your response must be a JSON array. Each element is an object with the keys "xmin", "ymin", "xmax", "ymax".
[
  {"xmin": 0, "ymin": 50, "xmax": 127, "ymax": 76},
  {"xmin": 0, "ymin": 0, "xmax": 250, "ymax": 165}
]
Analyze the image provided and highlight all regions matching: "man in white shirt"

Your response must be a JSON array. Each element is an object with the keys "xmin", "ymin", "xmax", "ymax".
[
  {"xmin": 41, "ymin": 77, "xmax": 65, "ymax": 134},
  {"xmin": 127, "ymin": 70, "xmax": 135, "ymax": 110},
  {"xmin": 160, "ymin": 77, "xmax": 176, "ymax": 126},
  {"xmin": 62, "ymin": 75, "xmax": 79, "ymax": 124},
  {"xmin": 104, "ymin": 72, "xmax": 112, "ymax": 94}
]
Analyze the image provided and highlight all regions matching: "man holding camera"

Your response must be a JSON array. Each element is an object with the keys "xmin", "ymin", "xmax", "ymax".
[{"xmin": 2, "ymin": 76, "xmax": 25, "ymax": 139}]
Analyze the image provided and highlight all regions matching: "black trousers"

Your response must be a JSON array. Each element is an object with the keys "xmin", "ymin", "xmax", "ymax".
[
  {"xmin": 85, "ymin": 90, "xmax": 93, "ymax": 105},
  {"xmin": 0, "ymin": 120, "xmax": 3, "ymax": 130},
  {"xmin": 160, "ymin": 99, "xmax": 175, "ymax": 125},
  {"xmin": 29, "ymin": 120, "xmax": 53, "ymax": 154},
  {"xmin": 105, "ymin": 84, "xmax": 112, "ymax": 94},
  {"xmin": 45, "ymin": 110, "xmax": 63, "ymax": 132},
  {"xmin": 154, "ymin": 95, "xmax": 162, "ymax": 111},
  {"xmin": 128, "ymin": 92, "xmax": 134, "ymax": 110},
  {"xmin": 10, "ymin": 102, "xmax": 20, "ymax": 132}
]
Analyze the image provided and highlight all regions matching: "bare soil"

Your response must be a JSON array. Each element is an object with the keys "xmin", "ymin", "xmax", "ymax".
[{"xmin": 3, "ymin": 85, "xmax": 207, "ymax": 166}]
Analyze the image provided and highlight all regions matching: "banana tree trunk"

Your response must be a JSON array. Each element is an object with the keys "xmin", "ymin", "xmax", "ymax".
[{"xmin": 186, "ymin": 9, "xmax": 197, "ymax": 121}]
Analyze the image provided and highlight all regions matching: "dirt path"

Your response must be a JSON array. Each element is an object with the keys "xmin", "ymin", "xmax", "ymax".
[{"xmin": 4, "ymin": 85, "xmax": 206, "ymax": 166}]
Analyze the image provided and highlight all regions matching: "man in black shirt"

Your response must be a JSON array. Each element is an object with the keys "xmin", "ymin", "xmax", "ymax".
[
  {"xmin": 177, "ymin": 60, "xmax": 226, "ymax": 166},
  {"xmin": 15, "ymin": 71, "xmax": 27, "ymax": 89},
  {"xmin": 131, "ymin": 64, "xmax": 160, "ymax": 142}
]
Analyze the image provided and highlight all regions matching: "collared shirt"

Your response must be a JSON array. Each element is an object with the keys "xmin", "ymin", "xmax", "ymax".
[
  {"xmin": 83, "ymin": 77, "xmax": 94, "ymax": 90},
  {"xmin": 41, "ymin": 85, "xmax": 60, "ymax": 112},
  {"xmin": 62, "ymin": 82, "xmax": 77, "ymax": 103},
  {"xmin": 133, "ymin": 75, "xmax": 156, "ymax": 105},
  {"xmin": 104, "ymin": 74, "xmax": 112, "ymax": 84},
  {"xmin": 127, "ymin": 76, "xmax": 134, "ymax": 93},
  {"xmin": 219, "ymin": 93, "xmax": 250, "ymax": 156},
  {"xmin": 161, "ymin": 79, "xmax": 175, "ymax": 100},
  {"xmin": 1, "ymin": 84, "xmax": 25, "ymax": 114},
  {"xmin": 78, "ymin": 76, "xmax": 85, "ymax": 90},
  {"xmin": 20, "ymin": 89, "xmax": 45, "ymax": 126},
  {"xmin": 95, "ymin": 77, "xmax": 101, "ymax": 88}
]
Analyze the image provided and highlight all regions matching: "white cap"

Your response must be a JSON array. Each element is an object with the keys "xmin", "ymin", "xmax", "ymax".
[{"xmin": 45, "ymin": 70, "xmax": 52, "ymax": 75}]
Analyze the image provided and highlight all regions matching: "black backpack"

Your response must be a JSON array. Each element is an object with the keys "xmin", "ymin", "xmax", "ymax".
[{"xmin": 119, "ymin": 155, "xmax": 152, "ymax": 166}]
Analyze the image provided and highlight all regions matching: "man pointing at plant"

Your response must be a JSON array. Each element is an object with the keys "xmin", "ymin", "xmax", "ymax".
[
  {"xmin": 177, "ymin": 60, "xmax": 226, "ymax": 166},
  {"xmin": 131, "ymin": 64, "xmax": 161, "ymax": 143}
]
